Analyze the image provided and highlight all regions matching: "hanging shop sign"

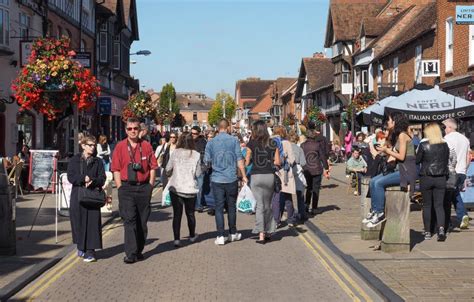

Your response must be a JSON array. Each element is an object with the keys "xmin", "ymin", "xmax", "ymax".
[
  {"xmin": 421, "ymin": 60, "xmax": 440, "ymax": 77},
  {"xmin": 72, "ymin": 52, "xmax": 91, "ymax": 68}
]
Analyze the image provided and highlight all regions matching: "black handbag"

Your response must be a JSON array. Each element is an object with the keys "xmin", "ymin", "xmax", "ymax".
[
  {"xmin": 78, "ymin": 159, "xmax": 105, "ymax": 208},
  {"xmin": 79, "ymin": 187, "xmax": 106, "ymax": 208},
  {"xmin": 274, "ymin": 169, "xmax": 282, "ymax": 193}
]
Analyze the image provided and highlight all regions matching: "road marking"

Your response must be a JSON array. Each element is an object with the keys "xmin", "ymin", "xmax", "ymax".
[
  {"xmin": 18, "ymin": 252, "xmax": 77, "ymax": 299},
  {"xmin": 302, "ymin": 232, "xmax": 373, "ymax": 302},
  {"xmin": 298, "ymin": 233, "xmax": 361, "ymax": 301},
  {"xmin": 20, "ymin": 218, "xmax": 123, "ymax": 301},
  {"xmin": 27, "ymin": 258, "xmax": 81, "ymax": 301},
  {"xmin": 295, "ymin": 229, "xmax": 373, "ymax": 302}
]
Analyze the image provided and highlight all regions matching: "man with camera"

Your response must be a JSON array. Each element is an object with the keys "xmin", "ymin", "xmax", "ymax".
[{"xmin": 111, "ymin": 117, "xmax": 158, "ymax": 263}]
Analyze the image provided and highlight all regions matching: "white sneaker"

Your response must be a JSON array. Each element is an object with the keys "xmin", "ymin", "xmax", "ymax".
[
  {"xmin": 366, "ymin": 212, "xmax": 386, "ymax": 228},
  {"xmin": 362, "ymin": 210, "xmax": 375, "ymax": 224},
  {"xmin": 460, "ymin": 215, "xmax": 470, "ymax": 229},
  {"xmin": 353, "ymin": 191, "xmax": 359, "ymax": 196},
  {"xmin": 228, "ymin": 233, "xmax": 242, "ymax": 242},
  {"xmin": 214, "ymin": 236, "xmax": 225, "ymax": 245}
]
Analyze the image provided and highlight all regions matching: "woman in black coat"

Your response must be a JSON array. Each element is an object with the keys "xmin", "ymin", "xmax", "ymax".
[
  {"xmin": 67, "ymin": 135, "xmax": 106, "ymax": 262},
  {"xmin": 416, "ymin": 123, "xmax": 449, "ymax": 242}
]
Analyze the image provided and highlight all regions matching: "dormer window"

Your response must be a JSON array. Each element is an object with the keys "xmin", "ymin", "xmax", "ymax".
[{"xmin": 361, "ymin": 36, "xmax": 366, "ymax": 50}]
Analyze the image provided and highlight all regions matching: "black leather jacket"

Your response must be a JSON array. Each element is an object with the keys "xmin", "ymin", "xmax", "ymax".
[{"xmin": 416, "ymin": 141, "xmax": 449, "ymax": 177}]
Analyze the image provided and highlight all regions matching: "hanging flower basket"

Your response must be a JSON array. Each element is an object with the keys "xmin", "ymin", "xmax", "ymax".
[
  {"xmin": 283, "ymin": 113, "xmax": 296, "ymax": 126},
  {"xmin": 303, "ymin": 105, "xmax": 327, "ymax": 127},
  {"xmin": 121, "ymin": 91, "xmax": 156, "ymax": 122},
  {"xmin": 346, "ymin": 92, "xmax": 377, "ymax": 120},
  {"xmin": 11, "ymin": 37, "xmax": 100, "ymax": 120}
]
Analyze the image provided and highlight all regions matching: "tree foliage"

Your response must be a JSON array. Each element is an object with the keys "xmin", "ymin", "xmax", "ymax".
[
  {"xmin": 208, "ymin": 91, "xmax": 236, "ymax": 126},
  {"xmin": 157, "ymin": 83, "xmax": 179, "ymax": 125}
]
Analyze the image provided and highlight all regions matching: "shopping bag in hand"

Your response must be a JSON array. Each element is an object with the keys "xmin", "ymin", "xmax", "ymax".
[
  {"xmin": 237, "ymin": 184, "xmax": 256, "ymax": 213},
  {"xmin": 162, "ymin": 183, "xmax": 171, "ymax": 207}
]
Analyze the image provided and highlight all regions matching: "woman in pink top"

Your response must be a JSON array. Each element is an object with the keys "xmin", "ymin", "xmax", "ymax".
[{"xmin": 344, "ymin": 131, "xmax": 353, "ymax": 160}]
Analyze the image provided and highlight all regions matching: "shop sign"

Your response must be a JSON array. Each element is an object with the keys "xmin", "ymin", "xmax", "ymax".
[
  {"xmin": 456, "ymin": 6, "xmax": 474, "ymax": 25},
  {"xmin": 72, "ymin": 52, "xmax": 91, "ymax": 68},
  {"xmin": 421, "ymin": 60, "xmax": 440, "ymax": 77},
  {"xmin": 98, "ymin": 96, "xmax": 112, "ymax": 115}
]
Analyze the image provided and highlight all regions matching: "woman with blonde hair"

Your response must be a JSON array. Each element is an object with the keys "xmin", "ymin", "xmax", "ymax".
[{"xmin": 416, "ymin": 123, "xmax": 450, "ymax": 241}]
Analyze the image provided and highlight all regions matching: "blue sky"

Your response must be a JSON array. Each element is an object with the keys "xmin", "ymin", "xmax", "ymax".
[{"xmin": 130, "ymin": 0, "xmax": 330, "ymax": 98}]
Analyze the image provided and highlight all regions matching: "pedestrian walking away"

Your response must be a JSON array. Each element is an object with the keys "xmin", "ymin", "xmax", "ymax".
[
  {"xmin": 165, "ymin": 132, "xmax": 202, "ymax": 247},
  {"xmin": 301, "ymin": 126, "xmax": 330, "ymax": 216},
  {"xmin": 204, "ymin": 118, "xmax": 248, "ymax": 245},
  {"xmin": 67, "ymin": 135, "xmax": 106, "ymax": 263},
  {"xmin": 111, "ymin": 117, "xmax": 158, "ymax": 264},
  {"xmin": 288, "ymin": 131, "xmax": 307, "ymax": 223},
  {"xmin": 245, "ymin": 120, "xmax": 280, "ymax": 243},
  {"xmin": 442, "ymin": 118, "xmax": 471, "ymax": 230},
  {"xmin": 416, "ymin": 123, "xmax": 449, "ymax": 241}
]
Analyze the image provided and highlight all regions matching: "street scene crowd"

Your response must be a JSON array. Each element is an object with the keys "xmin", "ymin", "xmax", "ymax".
[{"xmin": 61, "ymin": 112, "xmax": 471, "ymax": 264}]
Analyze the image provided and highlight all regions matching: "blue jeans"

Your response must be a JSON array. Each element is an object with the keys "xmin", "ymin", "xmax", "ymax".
[
  {"xmin": 369, "ymin": 171, "xmax": 401, "ymax": 213},
  {"xmin": 195, "ymin": 174, "xmax": 205, "ymax": 209},
  {"xmin": 454, "ymin": 174, "xmax": 467, "ymax": 223},
  {"xmin": 211, "ymin": 181, "xmax": 238, "ymax": 237},
  {"xmin": 279, "ymin": 192, "xmax": 296, "ymax": 224},
  {"xmin": 102, "ymin": 160, "xmax": 110, "ymax": 172}
]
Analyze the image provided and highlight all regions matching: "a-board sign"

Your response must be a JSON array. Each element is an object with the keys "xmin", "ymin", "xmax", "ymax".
[{"xmin": 28, "ymin": 150, "xmax": 59, "ymax": 192}]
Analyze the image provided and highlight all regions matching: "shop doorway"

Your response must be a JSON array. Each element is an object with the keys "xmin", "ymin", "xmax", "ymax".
[{"xmin": 17, "ymin": 111, "xmax": 36, "ymax": 151}]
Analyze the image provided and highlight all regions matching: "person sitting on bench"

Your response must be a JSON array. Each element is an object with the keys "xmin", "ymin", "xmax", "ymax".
[{"xmin": 346, "ymin": 148, "xmax": 367, "ymax": 196}]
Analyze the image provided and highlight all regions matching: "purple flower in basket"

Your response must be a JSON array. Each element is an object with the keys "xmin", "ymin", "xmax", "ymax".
[{"xmin": 45, "ymin": 75, "xmax": 51, "ymax": 81}]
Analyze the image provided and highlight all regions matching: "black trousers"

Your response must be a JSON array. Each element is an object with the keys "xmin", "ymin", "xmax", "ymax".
[
  {"xmin": 420, "ymin": 175, "xmax": 446, "ymax": 232},
  {"xmin": 118, "ymin": 183, "xmax": 152, "ymax": 258},
  {"xmin": 304, "ymin": 172, "xmax": 322, "ymax": 210},
  {"xmin": 170, "ymin": 192, "xmax": 196, "ymax": 240}
]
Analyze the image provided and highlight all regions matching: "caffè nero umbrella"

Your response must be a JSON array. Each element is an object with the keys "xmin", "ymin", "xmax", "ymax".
[
  {"xmin": 356, "ymin": 96, "xmax": 398, "ymax": 126},
  {"xmin": 383, "ymin": 87, "xmax": 474, "ymax": 122}
]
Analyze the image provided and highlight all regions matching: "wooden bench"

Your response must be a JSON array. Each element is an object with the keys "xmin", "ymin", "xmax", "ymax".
[
  {"xmin": 381, "ymin": 186, "xmax": 411, "ymax": 253},
  {"xmin": 360, "ymin": 177, "xmax": 382, "ymax": 240}
]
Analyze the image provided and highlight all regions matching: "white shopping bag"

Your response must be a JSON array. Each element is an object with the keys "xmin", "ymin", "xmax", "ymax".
[
  {"xmin": 296, "ymin": 164, "xmax": 307, "ymax": 187},
  {"xmin": 237, "ymin": 184, "xmax": 256, "ymax": 213},
  {"xmin": 162, "ymin": 183, "xmax": 172, "ymax": 207}
]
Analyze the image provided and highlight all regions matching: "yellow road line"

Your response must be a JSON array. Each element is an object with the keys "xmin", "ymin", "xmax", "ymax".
[
  {"xmin": 27, "ymin": 257, "xmax": 81, "ymax": 302},
  {"xmin": 298, "ymin": 233, "xmax": 361, "ymax": 301},
  {"xmin": 302, "ymin": 232, "xmax": 373, "ymax": 302},
  {"xmin": 21, "ymin": 218, "xmax": 123, "ymax": 300},
  {"xmin": 18, "ymin": 252, "xmax": 77, "ymax": 299}
]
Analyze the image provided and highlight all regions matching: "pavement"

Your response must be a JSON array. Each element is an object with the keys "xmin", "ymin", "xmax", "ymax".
[{"xmin": 0, "ymin": 164, "xmax": 472, "ymax": 301}]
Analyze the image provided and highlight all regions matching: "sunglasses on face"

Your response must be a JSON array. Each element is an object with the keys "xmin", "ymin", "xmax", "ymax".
[
  {"xmin": 170, "ymin": 136, "xmax": 177, "ymax": 138},
  {"xmin": 127, "ymin": 127, "xmax": 140, "ymax": 131},
  {"xmin": 191, "ymin": 132, "xmax": 199, "ymax": 135},
  {"xmin": 84, "ymin": 144, "xmax": 95, "ymax": 147}
]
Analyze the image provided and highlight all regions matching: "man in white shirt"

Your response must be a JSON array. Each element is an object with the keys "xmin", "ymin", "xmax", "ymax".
[{"xmin": 442, "ymin": 118, "xmax": 470, "ymax": 229}]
